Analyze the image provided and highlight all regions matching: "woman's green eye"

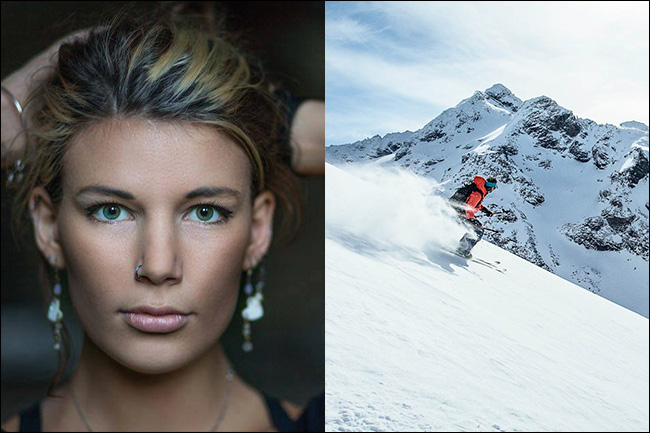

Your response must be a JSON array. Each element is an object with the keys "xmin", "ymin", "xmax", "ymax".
[
  {"xmin": 94, "ymin": 204, "xmax": 130, "ymax": 222},
  {"xmin": 189, "ymin": 205, "xmax": 222, "ymax": 223}
]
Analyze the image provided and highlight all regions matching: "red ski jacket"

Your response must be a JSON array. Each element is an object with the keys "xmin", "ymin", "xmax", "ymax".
[{"xmin": 461, "ymin": 176, "xmax": 488, "ymax": 219}]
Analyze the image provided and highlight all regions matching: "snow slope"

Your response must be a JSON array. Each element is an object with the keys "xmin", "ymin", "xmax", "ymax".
[
  {"xmin": 325, "ymin": 163, "xmax": 649, "ymax": 432},
  {"xmin": 325, "ymin": 84, "xmax": 649, "ymax": 318}
]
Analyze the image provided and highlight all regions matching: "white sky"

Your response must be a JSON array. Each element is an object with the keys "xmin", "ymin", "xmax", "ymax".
[{"xmin": 325, "ymin": 1, "xmax": 650, "ymax": 146}]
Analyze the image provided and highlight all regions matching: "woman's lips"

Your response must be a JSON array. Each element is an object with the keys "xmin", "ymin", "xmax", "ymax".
[{"xmin": 121, "ymin": 312, "xmax": 190, "ymax": 333}]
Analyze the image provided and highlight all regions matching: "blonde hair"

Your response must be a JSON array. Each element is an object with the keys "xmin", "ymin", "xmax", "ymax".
[{"xmin": 7, "ymin": 3, "xmax": 303, "ymax": 397}]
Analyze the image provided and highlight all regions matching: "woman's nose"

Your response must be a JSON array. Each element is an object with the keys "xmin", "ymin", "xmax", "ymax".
[{"xmin": 136, "ymin": 221, "xmax": 182, "ymax": 285}]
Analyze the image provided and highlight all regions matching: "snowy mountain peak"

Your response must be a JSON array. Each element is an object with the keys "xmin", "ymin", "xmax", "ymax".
[
  {"xmin": 450, "ymin": 85, "xmax": 523, "ymax": 117},
  {"xmin": 485, "ymin": 83, "xmax": 523, "ymax": 112},
  {"xmin": 620, "ymin": 120, "xmax": 649, "ymax": 131},
  {"xmin": 485, "ymin": 83, "xmax": 511, "ymax": 95}
]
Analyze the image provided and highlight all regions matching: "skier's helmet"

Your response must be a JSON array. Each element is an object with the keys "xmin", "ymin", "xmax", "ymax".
[{"xmin": 485, "ymin": 177, "xmax": 497, "ymax": 192}]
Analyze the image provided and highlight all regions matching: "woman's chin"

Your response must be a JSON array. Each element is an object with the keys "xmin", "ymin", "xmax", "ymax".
[
  {"xmin": 93, "ymin": 328, "xmax": 203, "ymax": 375},
  {"xmin": 107, "ymin": 346, "xmax": 197, "ymax": 375}
]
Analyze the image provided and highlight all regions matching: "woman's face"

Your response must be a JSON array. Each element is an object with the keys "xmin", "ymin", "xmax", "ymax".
[{"xmin": 32, "ymin": 118, "xmax": 273, "ymax": 374}]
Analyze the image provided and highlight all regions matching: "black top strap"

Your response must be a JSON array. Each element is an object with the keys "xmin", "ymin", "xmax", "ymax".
[
  {"xmin": 262, "ymin": 392, "xmax": 325, "ymax": 432},
  {"xmin": 10, "ymin": 392, "xmax": 324, "ymax": 432},
  {"xmin": 261, "ymin": 392, "xmax": 299, "ymax": 432},
  {"xmin": 18, "ymin": 402, "xmax": 41, "ymax": 432},
  {"xmin": 295, "ymin": 393, "xmax": 325, "ymax": 432}
]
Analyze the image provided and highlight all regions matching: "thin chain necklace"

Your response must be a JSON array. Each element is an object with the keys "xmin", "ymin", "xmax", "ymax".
[{"xmin": 69, "ymin": 364, "xmax": 234, "ymax": 432}]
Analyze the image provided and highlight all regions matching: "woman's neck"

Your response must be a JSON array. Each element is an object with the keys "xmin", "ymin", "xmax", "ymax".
[{"xmin": 55, "ymin": 335, "xmax": 237, "ymax": 432}]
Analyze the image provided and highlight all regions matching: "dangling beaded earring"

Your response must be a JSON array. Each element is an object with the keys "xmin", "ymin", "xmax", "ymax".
[
  {"xmin": 47, "ymin": 266, "xmax": 64, "ymax": 351},
  {"xmin": 241, "ymin": 263, "xmax": 265, "ymax": 352}
]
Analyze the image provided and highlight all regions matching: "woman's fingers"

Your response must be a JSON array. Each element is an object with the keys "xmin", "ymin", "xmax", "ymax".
[{"xmin": 1, "ymin": 27, "xmax": 98, "ymax": 169}]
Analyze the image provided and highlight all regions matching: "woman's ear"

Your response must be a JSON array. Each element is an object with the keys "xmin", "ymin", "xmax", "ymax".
[
  {"xmin": 30, "ymin": 186, "xmax": 65, "ymax": 269},
  {"xmin": 242, "ymin": 190, "xmax": 275, "ymax": 270}
]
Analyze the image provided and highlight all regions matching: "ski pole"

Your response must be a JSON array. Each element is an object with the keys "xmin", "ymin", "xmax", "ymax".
[{"xmin": 479, "ymin": 226, "xmax": 501, "ymax": 233}]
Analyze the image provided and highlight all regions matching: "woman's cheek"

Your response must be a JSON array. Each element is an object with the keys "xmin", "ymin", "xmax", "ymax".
[
  {"xmin": 190, "ymin": 224, "xmax": 250, "ymax": 331},
  {"xmin": 54, "ymin": 212, "xmax": 124, "ymax": 344}
]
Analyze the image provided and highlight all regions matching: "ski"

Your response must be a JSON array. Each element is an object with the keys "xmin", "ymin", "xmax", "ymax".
[
  {"xmin": 470, "ymin": 257, "xmax": 506, "ymax": 273},
  {"xmin": 440, "ymin": 249, "xmax": 507, "ymax": 273}
]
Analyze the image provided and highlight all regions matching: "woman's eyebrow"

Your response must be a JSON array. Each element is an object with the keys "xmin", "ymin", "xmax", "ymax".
[
  {"xmin": 184, "ymin": 186, "xmax": 241, "ymax": 200},
  {"xmin": 75, "ymin": 185, "xmax": 241, "ymax": 201}
]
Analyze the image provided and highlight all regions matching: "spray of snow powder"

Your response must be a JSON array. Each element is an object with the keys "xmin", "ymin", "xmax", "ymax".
[{"xmin": 326, "ymin": 163, "xmax": 467, "ymax": 253}]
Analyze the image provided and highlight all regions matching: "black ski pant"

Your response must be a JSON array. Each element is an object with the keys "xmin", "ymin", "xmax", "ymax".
[{"xmin": 457, "ymin": 216, "xmax": 484, "ymax": 254}]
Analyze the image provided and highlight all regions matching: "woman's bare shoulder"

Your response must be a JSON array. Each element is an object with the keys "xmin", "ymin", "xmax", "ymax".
[{"xmin": 1, "ymin": 414, "xmax": 20, "ymax": 432}]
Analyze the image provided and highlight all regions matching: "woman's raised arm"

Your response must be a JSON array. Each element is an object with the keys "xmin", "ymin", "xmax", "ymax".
[{"xmin": 1, "ymin": 28, "xmax": 93, "ymax": 170}]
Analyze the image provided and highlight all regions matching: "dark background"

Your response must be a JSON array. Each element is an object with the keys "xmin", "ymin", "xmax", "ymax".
[{"xmin": 1, "ymin": 0, "xmax": 324, "ymax": 422}]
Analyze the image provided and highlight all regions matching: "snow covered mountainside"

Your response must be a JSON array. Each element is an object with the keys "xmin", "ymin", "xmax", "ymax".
[
  {"xmin": 325, "ymin": 163, "xmax": 649, "ymax": 432},
  {"xmin": 325, "ymin": 84, "xmax": 649, "ymax": 318}
]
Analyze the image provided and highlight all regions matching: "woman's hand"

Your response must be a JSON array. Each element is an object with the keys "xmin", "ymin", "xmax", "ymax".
[
  {"xmin": 290, "ymin": 100, "xmax": 325, "ymax": 176},
  {"xmin": 1, "ymin": 28, "xmax": 93, "ymax": 169}
]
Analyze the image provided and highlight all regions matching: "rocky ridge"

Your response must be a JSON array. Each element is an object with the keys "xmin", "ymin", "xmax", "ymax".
[{"xmin": 326, "ymin": 84, "xmax": 649, "ymax": 317}]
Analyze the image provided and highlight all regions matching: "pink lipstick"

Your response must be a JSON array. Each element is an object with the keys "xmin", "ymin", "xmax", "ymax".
[{"xmin": 120, "ymin": 306, "xmax": 191, "ymax": 333}]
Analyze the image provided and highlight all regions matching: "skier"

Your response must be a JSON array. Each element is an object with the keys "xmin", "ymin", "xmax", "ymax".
[{"xmin": 449, "ymin": 176, "xmax": 497, "ymax": 258}]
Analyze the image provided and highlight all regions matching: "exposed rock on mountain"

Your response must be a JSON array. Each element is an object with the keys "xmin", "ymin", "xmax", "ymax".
[{"xmin": 326, "ymin": 84, "xmax": 649, "ymax": 317}]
